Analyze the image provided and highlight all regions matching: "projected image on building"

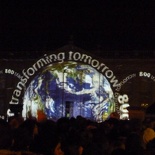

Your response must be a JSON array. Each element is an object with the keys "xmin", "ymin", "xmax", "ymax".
[{"xmin": 22, "ymin": 61, "xmax": 115, "ymax": 122}]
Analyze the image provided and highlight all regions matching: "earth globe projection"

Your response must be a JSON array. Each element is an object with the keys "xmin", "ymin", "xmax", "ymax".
[{"xmin": 22, "ymin": 61, "xmax": 115, "ymax": 122}]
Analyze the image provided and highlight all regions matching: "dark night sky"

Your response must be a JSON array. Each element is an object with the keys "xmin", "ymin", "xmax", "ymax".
[{"xmin": 0, "ymin": 0, "xmax": 155, "ymax": 58}]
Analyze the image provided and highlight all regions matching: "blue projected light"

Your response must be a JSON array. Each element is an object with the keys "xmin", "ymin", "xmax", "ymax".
[{"xmin": 22, "ymin": 61, "xmax": 115, "ymax": 122}]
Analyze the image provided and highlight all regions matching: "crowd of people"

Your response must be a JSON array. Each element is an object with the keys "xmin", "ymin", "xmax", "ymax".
[{"xmin": 0, "ymin": 114, "xmax": 155, "ymax": 155}]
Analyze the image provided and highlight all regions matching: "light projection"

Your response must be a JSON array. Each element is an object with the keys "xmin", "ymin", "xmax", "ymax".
[
  {"xmin": 118, "ymin": 94, "xmax": 129, "ymax": 120},
  {"xmin": 22, "ymin": 61, "xmax": 115, "ymax": 122}
]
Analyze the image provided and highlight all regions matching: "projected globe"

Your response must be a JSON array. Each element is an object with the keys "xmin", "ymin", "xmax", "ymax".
[{"xmin": 22, "ymin": 61, "xmax": 115, "ymax": 122}]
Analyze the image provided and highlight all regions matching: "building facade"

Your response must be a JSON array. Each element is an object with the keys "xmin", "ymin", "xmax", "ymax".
[{"xmin": 0, "ymin": 45, "xmax": 154, "ymax": 121}]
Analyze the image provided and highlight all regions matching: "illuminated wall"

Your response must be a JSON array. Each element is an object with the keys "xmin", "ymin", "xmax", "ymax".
[
  {"xmin": 22, "ymin": 61, "xmax": 115, "ymax": 123},
  {"xmin": 0, "ymin": 50, "xmax": 155, "ymax": 121}
]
